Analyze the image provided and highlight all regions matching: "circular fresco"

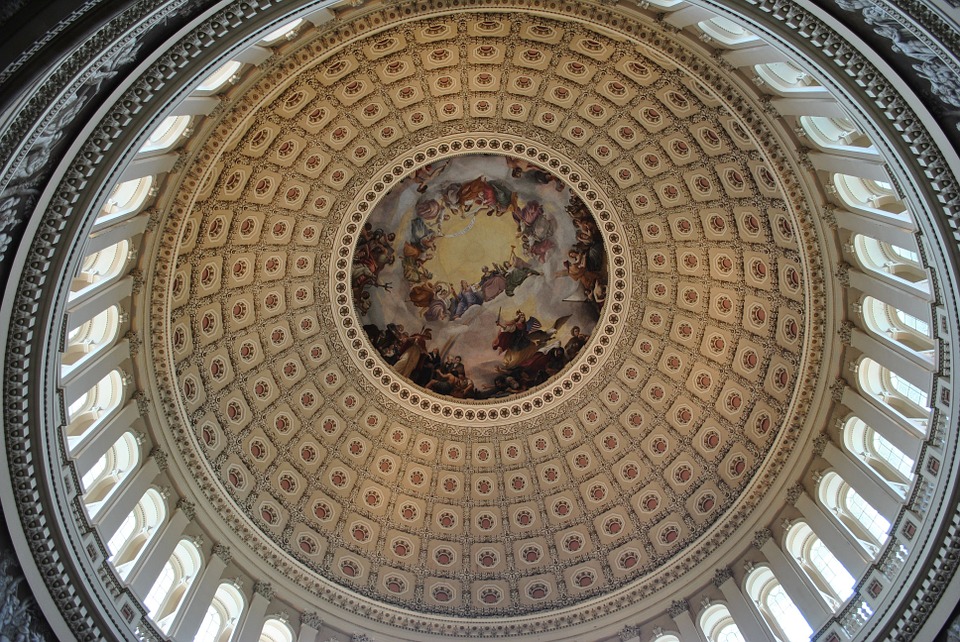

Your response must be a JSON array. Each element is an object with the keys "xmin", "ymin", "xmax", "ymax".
[{"xmin": 353, "ymin": 154, "xmax": 606, "ymax": 400}]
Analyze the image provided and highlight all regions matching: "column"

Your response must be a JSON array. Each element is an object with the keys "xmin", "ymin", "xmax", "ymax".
[
  {"xmin": 823, "ymin": 442, "xmax": 902, "ymax": 522},
  {"xmin": 851, "ymin": 328, "xmax": 933, "ymax": 389},
  {"xmin": 170, "ymin": 95, "xmax": 219, "ymax": 117},
  {"xmin": 168, "ymin": 544, "xmax": 231, "ymax": 640},
  {"xmin": 234, "ymin": 45, "xmax": 271, "ymax": 65},
  {"xmin": 756, "ymin": 530, "xmax": 831, "ymax": 627},
  {"xmin": 835, "ymin": 210, "xmax": 918, "ymax": 248},
  {"xmin": 126, "ymin": 501, "xmax": 191, "ymax": 598},
  {"xmin": 94, "ymin": 455, "xmax": 161, "ymax": 541},
  {"xmin": 234, "ymin": 582, "xmax": 273, "ymax": 642},
  {"xmin": 795, "ymin": 490, "xmax": 871, "ymax": 576},
  {"xmin": 842, "ymin": 387, "xmax": 925, "ymax": 454},
  {"xmin": 118, "ymin": 153, "xmax": 177, "ymax": 182},
  {"xmin": 715, "ymin": 568, "xmax": 777, "ymax": 642},
  {"xmin": 663, "ymin": 4, "xmax": 715, "ymax": 28},
  {"xmin": 848, "ymin": 268, "xmax": 933, "ymax": 317},
  {"xmin": 60, "ymin": 339, "xmax": 129, "ymax": 402},
  {"xmin": 298, "ymin": 612, "xmax": 322, "ymax": 642},
  {"xmin": 70, "ymin": 401, "xmax": 138, "ymax": 469},
  {"xmin": 725, "ymin": 43, "xmax": 794, "ymax": 68},
  {"xmin": 809, "ymin": 150, "xmax": 888, "ymax": 181},
  {"xmin": 770, "ymin": 96, "xmax": 849, "ymax": 118},
  {"xmin": 667, "ymin": 599, "xmax": 706, "ymax": 642},
  {"xmin": 64, "ymin": 277, "xmax": 132, "ymax": 333}
]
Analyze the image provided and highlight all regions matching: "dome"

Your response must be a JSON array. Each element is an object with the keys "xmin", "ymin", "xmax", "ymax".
[{"xmin": 1, "ymin": 1, "xmax": 959, "ymax": 641}]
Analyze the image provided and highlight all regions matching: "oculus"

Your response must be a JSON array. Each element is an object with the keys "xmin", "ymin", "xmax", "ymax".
[{"xmin": 354, "ymin": 154, "xmax": 606, "ymax": 400}]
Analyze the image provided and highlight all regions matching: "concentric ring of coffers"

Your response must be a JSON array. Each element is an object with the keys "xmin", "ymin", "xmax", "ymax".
[{"xmin": 148, "ymin": 4, "xmax": 825, "ymax": 622}]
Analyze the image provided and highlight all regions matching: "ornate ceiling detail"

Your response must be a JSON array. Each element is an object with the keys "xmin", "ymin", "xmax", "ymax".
[{"xmin": 144, "ymin": 3, "xmax": 827, "ymax": 628}]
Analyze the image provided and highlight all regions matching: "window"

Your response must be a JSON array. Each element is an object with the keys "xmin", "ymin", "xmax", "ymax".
[
  {"xmin": 753, "ymin": 62, "xmax": 820, "ymax": 94},
  {"xmin": 140, "ymin": 115, "xmax": 192, "ymax": 154},
  {"xmin": 843, "ymin": 416, "xmax": 914, "ymax": 495},
  {"xmin": 852, "ymin": 235, "xmax": 928, "ymax": 290},
  {"xmin": 96, "ymin": 176, "xmax": 153, "ymax": 225},
  {"xmin": 799, "ymin": 116, "xmax": 872, "ymax": 150},
  {"xmin": 818, "ymin": 471, "xmax": 890, "ymax": 555},
  {"xmin": 65, "ymin": 369, "xmax": 125, "ymax": 444},
  {"xmin": 697, "ymin": 17, "xmax": 759, "ymax": 46},
  {"xmin": 832, "ymin": 174, "xmax": 909, "ymax": 219},
  {"xmin": 143, "ymin": 538, "xmax": 203, "ymax": 632},
  {"xmin": 69, "ymin": 239, "xmax": 130, "ymax": 301},
  {"xmin": 81, "ymin": 431, "xmax": 140, "ymax": 517},
  {"xmin": 197, "ymin": 61, "xmax": 243, "ymax": 93},
  {"xmin": 785, "ymin": 522, "xmax": 855, "ymax": 610},
  {"xmin": 260, "ymin": 18, "xmax": 303, "ymax": 44},
  {"xmin": 700, "ymin": 603, "xmax": 745, "ymax": 642},
  {"xmin": 62, "ymin": 305, "xmax": 122, "ymax": 375},
  {"xmin": 745, "ymin": 566, "xmax": 813, "ymax": 642},
  {"xmin": 195, "ymin": 582, "xmax": 244, "ymax": 642},
  {"xmin": 258, "ymin": 618, "xmax": 293, "ymax": 642},
  {"xmin": 857, "ymin": 357, "xmax": 931, "ymax": 429},
  {"xmin": 860, "ymin": 297, "xmax": 934, "ymax": 360},
  {"xmin": 108, "ymin": 488, "xmax": 167, "ymax": 578}
]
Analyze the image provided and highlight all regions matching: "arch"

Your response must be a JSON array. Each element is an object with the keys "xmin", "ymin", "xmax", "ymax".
[
  {"xmin": 108, "ymin": 487, "xmax": 167, "ymax": 578},
  {"xmin": 832, "ymin": 173, "xmax": 910, "ymax": 220},
  {"xmin": 61, "ymin": 304, "xmax": 123, "ymax": 375},
  {"xmin": 195, "ymin": 582, "xmax": 245, "ymax": 642},
  {"xmin": 143, "ymin": 538, "xmax": 203, "ymax": 632},
  {"xmin": 140, "ymin": 115, "xmax": 192, "ymax": 154},
  {"xmin": 818, "ymin": 471, "xmax": 890, "ymax": 556},
  {"xmin": 860, "ymin": 296, "xmax": 934, "ymax": 362},
  {"xmin": 785, "ymin": 521, "xmax": 855, "ymax": 611},
  {"xmin": 651, "ymin": 634, "xmax": 682, "ymax": 642},
  {"xmin": 96, "ymin": 176, "xmax": 154, "ymax": 226},
  {"xmin": 753, "ymin": 62, "xmax": 821, "ymax": 95},
  {"xmin": 196, "ymin": 61, "xmax": 244, "ymax": 93},
  {"xmin": 856, "ymin": 356, "xmax": 931, "ymax": 430},
  {"xmin": 798, "ymin": 116, "xmax": 873, "ymax": 150},
  {"xmin": 852, "ymin": 235, "xmax": 929, "ymax": 291},
  {"xmin": 65, "ymin": 369, "xmax": 125, "ymax": 443},
  {"xmin": 842, "ymin": 416, "xmax": 914, "ymax": 496},
  {"xmin": 81, "ymin": 431, "xmax": 141, "ymax": 517},
  {"xmin": 258, "ymin": 617, "xmax": 294, "ymax": 642},
  {"xmin": 697, "ymin": 17, "xmax": 760, "ymax": 46},
  {"xmin": 259, "ymin": 18, "xmax": 304, "ymax": 45},
  {"xmin": 744, "ymin": 566, "xmax": 813, "ymax": 642},
  {"xmin": 699, "ymin": 603, "xmax": 745, "ymax": 642},
  {"xmin": 69, "ymin": 239, "xmax": 130, "ymax": 301}
]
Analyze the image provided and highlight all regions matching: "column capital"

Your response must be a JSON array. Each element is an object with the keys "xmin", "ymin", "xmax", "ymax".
[
  {"xmin": 667, "ymin": 599, "xmax": 689, "ymax": 618},
  {"xmin": 149, "ymin": 446, "xmax": 168, "ymax": 471},
  {"xmin": 753, "ymin": 527, "xmax": 773, "ymax": 549},
  {"xmin": 176, "ymin": 498, "xmax": 196, "ymax": 520},
  {"xmin": 300, "ymin": 611, "xmax": 323, "ymax": 629},
  {"xmin": 714, "ymin": 566, "xmax": 734, "ymax": 586},
  {"xmin": 786, "ymin": 483, "xmax": 805, "ymax": 505},
  {"xmin": 618, "ymin": 623, "xmax": 641, "ymax": 641},
  {"xmin": 212, "ymin": 543, "xmax": 232, "ymax": 563},
  {"xmin": 254, "ymin": 581, "xmax": 275, "ymax": 600}
]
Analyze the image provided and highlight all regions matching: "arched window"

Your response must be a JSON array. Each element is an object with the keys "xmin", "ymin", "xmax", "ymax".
[
  {"xmin": 697, "ymin": 17, "xmax": 760, "ymax": 46},
  {"xmin": 785, "ymin": 521, "xmax": 855, "ymax": 610},
  {"xmin": 852, "ymin": 235, "xmax": 929, "ymax": 291},
  {"xmin": 96, "ymin": 176, "xmax": 154, "ymax": 226},
  {"xmin": 259, "ymin": 18, "xmax": 303, "ymax": 45},
  {"xmin": 108, "ymin": 488, "xmax": 167, "ymax": 578},
  {"xmin": 65, "ymin": 369, "xmax": 125, "ymax": 445},
  {"xmin": 699, "ymin": 603, "xmax": 745, "ymax": 642},
  {"xmin": 798, "ymin": 116, "xmax": 873, "ymax": 150},
  {"xmin": 832, "ymin": 174, "xmax": 909, "ymax": 220},
  {"xmin": 860, "ymin": 296, "xmax": 934, "ymax": 361},
  {"xmin": 81, "ymin": 431, "xmax": 141, "ymax": 517},
  {"xmin": 818, "ymin": 471, "xmax": 890, "ymax": 556},
  {"xmin": 140, "ymin": 115, "xmax": 192, "ymax": 154},
  {"xmin": 651, "ymin": 634, "xmax": 682, "ymax": 642},
  {"xmin": 197, "ymin": 61, "xmax": 244, "ymax": 93},
  {"xmin": 195, "ymin": 582, "xmax": 244, "ymax": 642},
  {"xmin": 745, "ymin": 566, "xmax": 813, "ymax": 642},
  {"xmin": 144, "ymin": 538, "xmax": 203, "ymax": 632},
  {"xmin": 258, "ymin": 617, "xmax": 294, "ymax": 642},
  {"xmin": 857, "ymin": 357, "xmax": 931, "ymax": 430},
  {"xmin": 753, "ymin": 62, "xmax": 820, "ymax": 94},
  {"xmin": 61, "ymin": 304, "xmax": 123, "ymax": 375},
  {"xmin": 843, "ymin": 416, "xmax": 914, "ymax": 496},
  {"xmin": 70, "ymin": 239, "xmax": 130, "ymax": 301}
]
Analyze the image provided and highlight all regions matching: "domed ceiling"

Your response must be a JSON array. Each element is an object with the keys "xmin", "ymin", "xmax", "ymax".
[{"xmin": 147, "ymin": 1, "xmax": 827, "ymax": 629}]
